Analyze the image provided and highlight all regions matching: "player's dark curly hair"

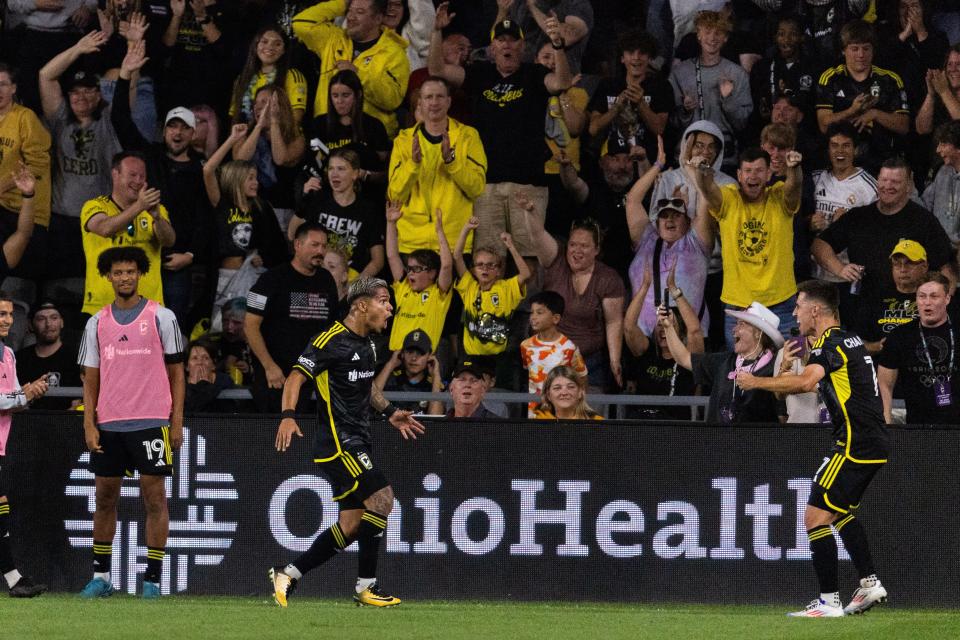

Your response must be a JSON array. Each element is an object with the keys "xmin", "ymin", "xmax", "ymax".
[{"xmin": 97, "ymin": 246, "xmax": 150, "ymax": 276}]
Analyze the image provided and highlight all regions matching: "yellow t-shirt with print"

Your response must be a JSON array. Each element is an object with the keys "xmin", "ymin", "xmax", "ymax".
[
  {"xmin": 455, "ymin": 273, "xmax": 525, "ymax": 356},
  {"xmin": 389, "ymin": 279, "xmax": 453, "ymax": 352},
  {"xmin": 80, "ymin": 196, "xmax": 168, "ymax": 314},
  {"xmin": 229, "ymin": 68, "xmax": 308, "ymax": 118},
  {"xmin": 711, "ymin": 182, "xmax": 798, "ymax": 308}
]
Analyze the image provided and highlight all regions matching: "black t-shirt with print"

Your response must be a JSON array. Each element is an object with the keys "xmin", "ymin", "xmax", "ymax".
[
  {"xmin": 855, "ymin": 289, "xmax": 917, "ymax": 343},
  {"xmin": 463, "ymin": 61, "xmax": 551, "ymax": 185},
  {"xmin": 587, "ymin": 75, "xmax": 673, "ymax": 162},
  {"xmin": 877, "ymin": 316, "xmax": 960, "ymax": 425},
  {"xmin": 15, "ymin": 343, "xmax": 82, "ymax": 410},
  {"xmin": 298, "ymin": 192, "xmax": 384, "ymax": 272},
  {"xmin": 215, "ymin": 200, "xmax": 288, "ymax": 268},
  {"xmin": 627, "ymin": 346, "xmax": 696, "ymax": 421},
  {"xmin": 246, "ymin": 262, "xmax": 338, "ymax": 371}
]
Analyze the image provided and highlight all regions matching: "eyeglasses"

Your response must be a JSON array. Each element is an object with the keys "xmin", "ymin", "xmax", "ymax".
[
  {"xmin": 406, "ymin": 265, "xmax": 434, "ymax": 273},
  {"xmin": 473, "ymin": 261, "xmax": 500, "ymax": 270},
  {"xmin": 69, "ymin": 87, "xmax": 99, "ymax": 97},
  {"xmin": 656, "ymin": 198, "xmax": 685, "ymax": 211}
]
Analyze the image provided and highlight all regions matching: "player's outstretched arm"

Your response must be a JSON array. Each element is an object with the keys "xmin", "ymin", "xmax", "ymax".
[
  {"xmin": 371, "ymin": 384, "xmax": 426, "ymax": 440},
  {"xmin": 737, "ymin": 363, "xmax": 825, "ymax": 394}
]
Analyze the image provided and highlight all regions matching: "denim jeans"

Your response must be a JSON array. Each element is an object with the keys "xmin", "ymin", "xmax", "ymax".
[{"xmin": 723, "ymin": 295, "xmax": 798, "ymax": 350}]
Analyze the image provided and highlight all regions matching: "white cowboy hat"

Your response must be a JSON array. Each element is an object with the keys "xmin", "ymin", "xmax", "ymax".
[{"xmin": 724, "ymin": 302, "xmax": 785, "ymax": 347}]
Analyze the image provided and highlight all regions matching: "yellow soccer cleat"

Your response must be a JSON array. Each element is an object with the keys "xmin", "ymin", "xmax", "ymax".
[
  {"xmin": 353, "ymin": 583, "xmax": 401, "ymax": 607},
  {"xmin": 269, "ymin": 566, "xmax": 297, "ymax": 608}
]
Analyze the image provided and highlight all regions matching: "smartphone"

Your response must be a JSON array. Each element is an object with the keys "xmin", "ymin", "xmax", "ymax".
[{"xmin": 787, "ymin": 328, "xmax": 807, "ymax": 358}]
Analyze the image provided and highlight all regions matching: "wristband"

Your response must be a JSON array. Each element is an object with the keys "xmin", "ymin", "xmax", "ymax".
[
  {"xmin": 382, "ymin": 403, "xmax": 399, "ymax": 418},
  {"xmin": 21, "ymin": 192, "xmax": 34, "ymax": 199},
  {"xmin": 670, "ymin": 287, "xmax": 683, "ymax": 299},
  {"xmin": 551, "ymin": 38, "xmax": 566, "ymax": 50},
  {"xmin": 281, "ymin": 409, "xmax": 296, "ymax": 419},
  {"xmin": 654, "ymin": 161, "xmax": 665, "ymax": 171}
]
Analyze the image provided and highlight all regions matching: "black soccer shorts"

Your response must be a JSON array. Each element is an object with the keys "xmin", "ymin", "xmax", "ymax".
[
  {"xmin": 91, "ymin": 426, "xmax": 175, "ymax": 477},
  {"xmin": 0, "ymin": 455, "xmax": 6, "ymax": 497},
  {"xmin": 808, "ymin": 449, "xmax": 883, "ymax": 514},
  {"xmin": 317, "ymin": 446, "xmax": 390, "ymax": 511}
]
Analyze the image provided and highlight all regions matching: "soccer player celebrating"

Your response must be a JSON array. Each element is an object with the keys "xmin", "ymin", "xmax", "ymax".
[
  {"xmin": 0, "ymin": 293, "xmax": 49, "ymax": 598},
  {"xmin": 736, "ymin": 280, "xmax": 888, "ymax": 617},
  {"xmin": 271, "ymin": 277, "xmax": 425, "ymax": 608},
  {"xmin": 78, "ymin": 247, "xmax": 185, "ymax": 599}
]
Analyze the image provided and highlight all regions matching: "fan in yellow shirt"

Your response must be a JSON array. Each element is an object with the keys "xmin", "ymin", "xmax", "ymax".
[
  {"xmin": 453, "ymin": 218, "xmax": 530, "ymax": 357},
  {"xmin": 385, "ymin": 203, "xmax": 453, "ymax": 352},
  {"xmin": 80, "ymin": 152, "xmax": 175, "ymax": 314}
]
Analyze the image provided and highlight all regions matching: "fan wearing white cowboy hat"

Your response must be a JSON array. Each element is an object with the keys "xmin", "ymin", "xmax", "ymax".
[{"xmin": 660, "ymin": 300, "xmax": 779, "ymax": 424}]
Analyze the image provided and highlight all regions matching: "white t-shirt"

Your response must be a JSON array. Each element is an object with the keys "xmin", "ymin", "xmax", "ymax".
[{"xmin": 811, "ymin": 168, "xmax": 878, "ymax": 282}]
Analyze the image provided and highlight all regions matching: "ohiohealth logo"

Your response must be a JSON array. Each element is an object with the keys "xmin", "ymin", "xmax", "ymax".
[{"xmin": 64, "ymin": 428, "xmax": 238, "ymax": 595}]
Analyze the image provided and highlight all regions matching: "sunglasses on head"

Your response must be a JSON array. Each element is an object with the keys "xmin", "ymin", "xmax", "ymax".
[{"xmin": 656, "ymin": 198, "xmax": 685, "ymax": 212}]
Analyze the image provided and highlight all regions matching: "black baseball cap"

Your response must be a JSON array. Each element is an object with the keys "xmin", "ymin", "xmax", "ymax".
[
  {"xmin": 490, "ymin": 19, "xmax": 524, "ymax": 42},
  {"xmin": 452, "ymin": 356, "xmax": 495, "ymax": 379},
  {"xmin": 62, "ymin": 68, "xmax": 99, "ymax": 92},
  {"xmin": 402, "ymin": 330, "xmax": 433, "ymax": 354},
  {"xmin": 30, "ymin": 300, "xmax": 63, "ymax": 320}
]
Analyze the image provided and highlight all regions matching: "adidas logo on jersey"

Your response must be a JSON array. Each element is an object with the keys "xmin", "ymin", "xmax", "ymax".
[
  {"xmin": 352, "ymin": 353, "xmax": 360, "ymax": 361},
  {"xmin": 119, "ymin": 335, "xmax": 129, "ymax": 342}
]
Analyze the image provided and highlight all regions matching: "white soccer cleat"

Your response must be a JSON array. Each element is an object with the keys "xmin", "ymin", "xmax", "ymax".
[
  {"xmin": 787, "ymin": 598, "xmax": 845, "ymax": 618},
  {"xmin": 844, "ymin": 579, "xmax": 887, "ymax": 615}
]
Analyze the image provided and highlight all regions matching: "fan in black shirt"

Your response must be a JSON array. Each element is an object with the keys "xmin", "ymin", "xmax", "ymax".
[
  {"xmin": 736, "ymin": 280, "xmax": 889, "ymax": 618},
  {"xmin": 270, "ymin": 278, "xmax": 424, "ymax": 609}
]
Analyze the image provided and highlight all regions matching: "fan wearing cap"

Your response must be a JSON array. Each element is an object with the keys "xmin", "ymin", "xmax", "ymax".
[
  {"xmin": 855, "ymin": 240, "xmax": 929, "ymax": 353},
  {"xmin": 113, "ymin": 38, "xmax": 208, "ymax": 324},
  {"xmin": 662, "ymin": 300, "xmax": 780, "ymax": 424},
  {"xmin": 626, "ymin": 135, "xmax": 712, "ymax": 339},
  {"xmin": 428, "ymin": 3, "xmax": 572, "ymax": 266},
  {"xmin": 373, "ymin": 330, "xmax": 443, "ymax": 415},
  {"xmin": 693, "ymin": 145, "xmax": 803, "ymax": 349},
  {"xmin": 445, "ymin": 357, "xmax": 498, "ymax": 419},
  {"xmin": 15, "ymin": 301, "xmax": 82, "ymax": 411}
]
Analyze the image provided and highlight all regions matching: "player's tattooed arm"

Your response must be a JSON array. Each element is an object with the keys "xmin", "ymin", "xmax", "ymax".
[{"xmin": 370, "ymin": 384, "xmax": 392, "ymax": 414}]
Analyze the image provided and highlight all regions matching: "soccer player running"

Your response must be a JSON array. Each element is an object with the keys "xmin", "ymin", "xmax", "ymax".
[
  {"xmin": 736, "ymin": 280, "xmax": 888, "ymax": 617},
  {"xmin": 78, "ymin": 247, "xmax": 185, "ymax": 599},
  {"xmin": 271, "ymin": 277, "xmax": 425, "ymax": 608}
]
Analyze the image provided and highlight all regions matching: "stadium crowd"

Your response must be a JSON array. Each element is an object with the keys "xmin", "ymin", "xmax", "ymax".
[{"xmin": 1, "ymin": 0, "xmax": 959, "ymax": 423}]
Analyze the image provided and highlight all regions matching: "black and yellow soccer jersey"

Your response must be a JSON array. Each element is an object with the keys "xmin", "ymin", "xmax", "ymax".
[
  {"xmin": 292, "ymin": 322, "xmax": 378, "ymax": 462},
  {"xmin": 808, "ymin": 326, "xmax": 889, "ymax": 463}
]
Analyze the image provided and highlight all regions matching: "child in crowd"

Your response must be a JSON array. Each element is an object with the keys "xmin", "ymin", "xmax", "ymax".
[
  {"xmin": 454, "ymin": 218, "xmax": 531, "ymax": 357},
  {"xmin": 385, "ymin": 202, "xmax": 453, "ymax": 353},
  {"xmin": 373, "ymin": 329, "xmax": 445, "ymax": 416},
  {"xmin": 520, "ymin": 290, "xmax": 587, "ymax": 418}
]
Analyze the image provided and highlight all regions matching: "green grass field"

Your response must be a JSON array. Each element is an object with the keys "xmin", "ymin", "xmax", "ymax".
[{"xmin": 2, "ymin": 596, "xmax": 959, "ymax": 640}]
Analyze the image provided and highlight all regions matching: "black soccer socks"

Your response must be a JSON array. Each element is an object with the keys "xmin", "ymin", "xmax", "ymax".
[
  {"xmin": 0, "ymin": 503, "xmax": 13, "ymax": 574},
  {"xmin": 808, "ymin": 525, "xmax": 839, "ymax": 594},
  {"xmin": 293, "ymin": 523, "xmax": 349, "ymax": 575},
  {"xmin": 145, "ymin": 547, "xmax": 165, "ymax": 584},
  {"xmin": 835, "ymin": 514, "xmax": 876, "ymax": 580},
  {"xmin": 92, "ymin": 540, "xmax": 112, "ymax": 574}
]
